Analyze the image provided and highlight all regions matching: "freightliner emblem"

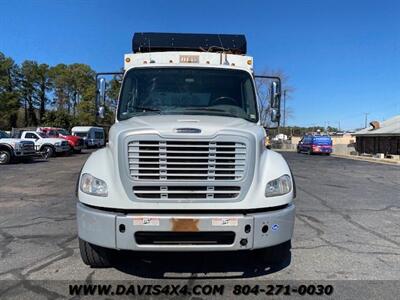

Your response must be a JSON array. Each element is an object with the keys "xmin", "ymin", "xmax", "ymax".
[{"xmin": 175, "ymin": 128, "xmax": 201, "ymax": 134}]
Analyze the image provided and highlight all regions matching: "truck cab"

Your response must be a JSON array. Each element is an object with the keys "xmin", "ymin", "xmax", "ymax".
[{"xmin": 77, "ymin": 33, "xmax": 295, "ymax": 267}]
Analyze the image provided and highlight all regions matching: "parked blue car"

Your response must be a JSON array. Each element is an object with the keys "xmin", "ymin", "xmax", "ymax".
[{"xmin": 297, "ymin": 135, "xmax": 333, "ymax": 155}]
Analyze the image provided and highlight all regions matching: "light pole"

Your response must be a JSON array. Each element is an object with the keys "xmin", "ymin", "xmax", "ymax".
[
  {"xmin": 364, "ymin": 113, "xmax": 369, "ymax": 128},
  {"xmin": 283, "ymin": 90, "xmax": 287, "ymax": 128}
]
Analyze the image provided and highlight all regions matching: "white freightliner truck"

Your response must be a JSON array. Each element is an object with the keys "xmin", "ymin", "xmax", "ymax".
[{"xmin": 77, "ymin": 33, "xmax": 296, "ymax": 267}]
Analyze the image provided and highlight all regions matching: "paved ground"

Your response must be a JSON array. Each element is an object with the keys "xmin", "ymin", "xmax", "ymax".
[{"xmin": 0, "ymin": 150, "xmax": 399, "ymax": 295}]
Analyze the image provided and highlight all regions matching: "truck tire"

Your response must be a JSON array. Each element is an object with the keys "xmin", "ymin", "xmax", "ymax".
[
  {"xmin": 254, "ymin": 240, "xmax": 291, "ymax": 265},
  {"xmin": 42, "ymin": 146, "xmax": 54, "ymax": 159},
  {"xmin": 0, "ymin": 149, "xmax": 11, "ymax": 165},
  {"xmin": 79, "ymin": 238, "xmax": 112, "ymax": 268}
]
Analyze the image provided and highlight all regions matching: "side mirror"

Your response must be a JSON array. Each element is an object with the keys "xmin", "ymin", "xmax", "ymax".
[
  {"xmin": 271, "ymin": 108, "xmax": 281, "ymax": 123},
  {"xmin": 270, "ymin": 81, "xmax": 281, "ymax": 124},
  {"xmin": 96, "ymin": 77, "xmax": 106, "ymax": 120},
  {"xmin": 98, "ymin": 106, "xmax": 105, "ymax": 119},
  {"xmin": 98, "ymin": 77, "xmax": 106, "ymax": 103}
]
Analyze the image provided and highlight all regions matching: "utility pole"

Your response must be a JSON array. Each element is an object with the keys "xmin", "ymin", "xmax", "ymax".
[
  {"xmin": 283, "ymin": 90, "xmax": 287, "ymax": 128},
  {"xmin": 364, "ymin": 113, "xmax": 370, "ymax": 128}
]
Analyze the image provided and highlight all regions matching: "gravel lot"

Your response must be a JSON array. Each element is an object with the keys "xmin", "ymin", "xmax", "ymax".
[{"xmin": 0, "ymin": 150, "xmax": 399, "ymax": 296}]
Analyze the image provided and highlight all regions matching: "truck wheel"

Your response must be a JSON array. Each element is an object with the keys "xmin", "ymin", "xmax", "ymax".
[
  {"xmin": 0, "ymin": 150, "xmax": 11, "ymax": 165},
  {"xmin": 42, "ymin": 146, "xmax": 54, "ymax": 159},
  {"xmin": 79, "ymin": 238, "xmax": 112, "ymax": 268},
  {"xmin": 254, "ymin": 240, "xmax": 291, "ymax": 265}
]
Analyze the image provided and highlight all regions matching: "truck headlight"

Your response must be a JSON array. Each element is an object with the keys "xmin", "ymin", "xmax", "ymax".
[
  {"xmin": 80, "ymin": 173, "xmax": 108, "ymax": 197},
  {"xmin": 55, "ymin": 141, "xmax": 61, "ymax": 146},
  {"xmin": 265, "ymin": 174, "xmax": 292, "ymax": 197}
]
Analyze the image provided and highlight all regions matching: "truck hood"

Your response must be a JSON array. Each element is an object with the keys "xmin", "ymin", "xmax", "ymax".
[
  {"xmin": 40, "ymin": 138, "xmax": 66, "ymax": 144},
  {"xmin": 111, "ymin": 115, "xmax": 261, "ymax": 139},
  {"xmin": 59, "ymin": 134, "xmax": 82, "ymax": 143},
  {"xmin": 0, "ymin": 138, "xmax": 26, "ymax": 144}
]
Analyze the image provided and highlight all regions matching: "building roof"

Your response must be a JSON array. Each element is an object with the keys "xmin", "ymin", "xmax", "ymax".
[{"xmin": 354, "ymin": 115, "xmax": 400, "ymax": 136}]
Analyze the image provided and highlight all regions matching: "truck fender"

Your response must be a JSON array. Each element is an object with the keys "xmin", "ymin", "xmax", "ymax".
[
  {"xmin": 0, "ymin": 143, "xmax": 15, "ymax": 157},
  {"xmin": 40, "ymin": 143, "xmax": 55, "ymax": 152},
  {"xmin": 75, "ymin": 165, "xmax": 84, "ymax": 198},
  {"xmin": 256, "ymin": 150, "xmax": 296, "ymax": 204}
]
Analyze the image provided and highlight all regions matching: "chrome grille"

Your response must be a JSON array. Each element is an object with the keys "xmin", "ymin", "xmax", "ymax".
[
  {"xmin": 128, "ymin": 140, "xmax": 246, "ymax": 181},
  {"xmin": 133, "ymin": 186, "xmax": 240, "ymax": 199},
  {"xmin": 21, "ymin": 142, "xmax": 34, "ymax": 152}
]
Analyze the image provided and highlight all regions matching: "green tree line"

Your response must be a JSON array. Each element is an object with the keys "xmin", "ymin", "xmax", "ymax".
[
  {"xmin": 269, "ymin": 125, "xmax": 340, "ymax": 137},
  {"xmin": 0, "ymin": 52, "xmax": 119, "ymax": 130}
]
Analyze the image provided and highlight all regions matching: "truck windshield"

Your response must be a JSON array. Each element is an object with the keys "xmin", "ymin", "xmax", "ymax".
[
  {"xmin": 74, "ymin": 132, "xmax": 88, "ymax": 138},
  {"xmin": 37, "ymin": 132, "xmax": 48, "ymax": 138},
  {"xmin": 118, "ymin": 67, "xmax": 258, "ymax": 122},
  {"xmin": 0, "ymin": 131, "xmax": 10, "ymax": 138},
  {"xmin": 57, "ymin": 129, "xmax": 70, "ymax": 135}
]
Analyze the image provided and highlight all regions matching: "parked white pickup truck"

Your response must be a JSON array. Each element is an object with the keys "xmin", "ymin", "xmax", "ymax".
[
  {"xmin": 0, "ymin": 130, "xmax": 36, "ymax": 164},
  {"xmin": 19, "ymin": 131, "xmax": 70, "ymax": 158}
]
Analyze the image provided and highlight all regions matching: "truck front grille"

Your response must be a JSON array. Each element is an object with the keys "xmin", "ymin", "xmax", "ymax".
[
  {"xmin": 133, "ymin": 186, "xmax": 240, "ymax": 199},
  {"xmin": 128, "ymin": 140, "xmax": 246, "ymax": 181},
  {"xmin": 21, "ymin": 142, "xmax": 35, "ymax": 152}
]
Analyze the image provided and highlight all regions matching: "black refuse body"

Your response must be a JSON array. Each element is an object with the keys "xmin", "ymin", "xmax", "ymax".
[{"xmin": 132, "ymin": 32, "xmax": 247, "ymax": 54}]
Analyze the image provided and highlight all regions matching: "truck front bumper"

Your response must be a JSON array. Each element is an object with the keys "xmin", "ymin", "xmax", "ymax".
[
  {"xmin": 55, "ymin": 145, "xmax": 70, "ymax": 153},
  {"xmin": 14, "ymin": 150, "xmax": 36, "ymax": 157},
  {"xmin": 77, "ymin": 202, "xmax": 295, "ymax": 251}
]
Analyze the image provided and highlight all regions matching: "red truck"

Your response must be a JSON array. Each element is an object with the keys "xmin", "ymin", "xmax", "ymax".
[{"xmin": 37, "ymin": 127, "xmax": 84, "ymax": 153}]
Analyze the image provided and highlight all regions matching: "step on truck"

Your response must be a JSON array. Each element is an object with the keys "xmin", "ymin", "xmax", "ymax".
[{"xmin": 77, "ymin": 33, "xmax": 296, "ymax": 267}]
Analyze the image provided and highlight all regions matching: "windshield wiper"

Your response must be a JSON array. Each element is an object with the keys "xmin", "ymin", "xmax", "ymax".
[
  {"xmin": 181, "ymin": 107, "xmax": 253, "ymax": 121},
  {"xmin": 182, "ymin": 107, "xmax": 227, "ymax": 112},
  {"xmin": 131, "ymin": 106, "xmax": 160, "ymax": 112}
]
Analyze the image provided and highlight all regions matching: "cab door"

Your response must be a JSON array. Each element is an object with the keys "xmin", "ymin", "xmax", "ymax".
[
  {"xmin": 303, "ymin": 136, "xmax": 311, "ymax": 152},
  {"xmin": 23, "ymin": 132, "xmax": 41, "ymax": 149}
]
